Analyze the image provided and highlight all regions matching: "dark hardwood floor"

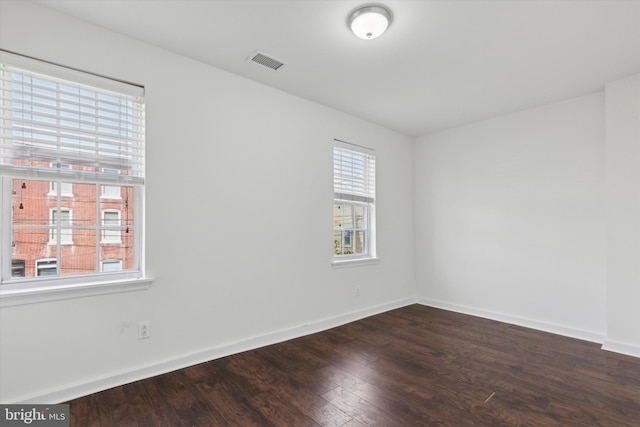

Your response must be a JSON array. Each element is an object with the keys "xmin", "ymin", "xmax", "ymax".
[{"xmin": 67, "ymin": 304, "xmax": 640, "ymax": 426}]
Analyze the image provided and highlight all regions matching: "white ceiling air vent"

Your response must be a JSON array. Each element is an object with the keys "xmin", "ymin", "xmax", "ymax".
[{"xmin": 247, "ymin": 50, "xmax": 286, "ymax": 71}]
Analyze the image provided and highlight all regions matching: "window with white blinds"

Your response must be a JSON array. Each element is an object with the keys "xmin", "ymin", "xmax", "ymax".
[
  {"xmin": 333, "ymin": 144, "xmax": 376, "ymax": 204},
  {"xmin": 0, "ymin": 51, "xmax": 147, "ymax": 298},
  {"xmin": 333, "ymin": 140, "xmax": 376, "ymax": 261},
  {"xmin": 0, "ymin": 50, "xmax": 144, "ymax": 184}
]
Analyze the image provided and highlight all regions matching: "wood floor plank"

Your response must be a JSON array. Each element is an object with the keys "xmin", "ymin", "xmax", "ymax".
[
  {"xmin": 320, "ymin": 386, "xmax": 405, "ymax": 427},
  {"xmin": 67, "ymin": 394, "xmax": 103, "ymax": 427},
  {"xmin": 127, "ymin": 379, "xmax": 184, "ymax": 427},
  {"xmin": 152, "ymin": 369, "xmax": 228, "ymax": 426},
  {"xmin": 248, "ymin": 389, "xmax": 321, "ymax": 427},
  {"xmin": 257, "ymin": 344, "xmax": 340, "ymax": 395},
  {"xmin": 66, "ymin": 304, "xmax": 640, "ymax": 426},
  {"xmin": 182, "ymin": 361, "xmax": 273, "ymax": 427}
]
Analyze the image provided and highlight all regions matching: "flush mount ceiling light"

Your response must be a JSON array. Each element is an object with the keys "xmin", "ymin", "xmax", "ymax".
[{"xmin": 348, "ymin": 5, "xmax": 392, "ymax": 40}]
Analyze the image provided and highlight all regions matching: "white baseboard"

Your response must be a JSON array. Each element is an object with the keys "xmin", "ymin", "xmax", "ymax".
[
  {"xmin": 13, "ymin": 297, "xmax": 415, "ymax": 404},
  {"xmin": 416, "ymin": 297, "xmax": 606, "ymax": 344},
  {"xmin": 602, "ymin": 339, "xmax": 640, "ymax": 358},
  {"xmin": 17, "ymin": 296, "xmax": 637, "ymax": 404}
]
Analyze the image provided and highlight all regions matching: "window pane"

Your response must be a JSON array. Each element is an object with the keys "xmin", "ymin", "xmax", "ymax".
[
  {"xmin": 72, "ymin": 183, "xmax": 98, "ymax": 227},
  {"xmin": 98, "ymin": 185, "xmax": 135, "ymax": 271},
  {"xmin": 100, "ymin": 185, "xmax": 132, "ymax": 245},
  {"xmin": 333, "ymin": 201, "xmax": 370, "ymax": 258},
  {"xmin": 7, "ymin": 181, "xmax": 141, "ymax": 277},
  {"xmin": 353, "ymin": 230, "xmax": 366, "ymax": 255},
  {"xmin": 100, "ymin": 233, "xmax": 134, "ymax": 270},
  {"xmin": 355, "ymin": 205, "xmax": 367, "ymax": 228},
  {"xmin": 12, "ymin": 229, "xmax": 51, "ymax": 278},
  {"xmin": 12, "ymin": 179, "xmax": 50, "ymax": 227},
  {"xmin": 334, "ymin": 203, "xmax": 353, "ymax": 228},
  {"xmin": 60, "ymin": 228, "xmax": 97, "ymax": 276}
]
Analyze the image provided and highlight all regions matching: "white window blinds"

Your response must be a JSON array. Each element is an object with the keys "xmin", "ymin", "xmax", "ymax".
[
  {"xmin": 333, "ymin": 141, "xmax": 376, "ymax": 204},
  {"xmin": 0, "ymin": 51, "xmax": 145, "ymax": 184}
]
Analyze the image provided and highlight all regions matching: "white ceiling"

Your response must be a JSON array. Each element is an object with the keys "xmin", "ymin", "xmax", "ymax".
[{"xmin": 35, "ymin": 0, "xmax": 640, "ymax": 137}]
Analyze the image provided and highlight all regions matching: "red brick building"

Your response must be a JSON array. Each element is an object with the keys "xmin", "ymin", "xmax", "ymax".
[{"xmin": 10, "ymin": 165, "xmax": 134, "ymax": 279}]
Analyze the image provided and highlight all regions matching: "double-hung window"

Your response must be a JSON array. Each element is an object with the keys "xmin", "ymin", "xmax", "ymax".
[
  {"xmin": 0, "ymin": 50, "xmax": 147, "ymax": 299},
  {"xmin": 333, "ymin": 140, "xmax": 376, "ymax": 261}
]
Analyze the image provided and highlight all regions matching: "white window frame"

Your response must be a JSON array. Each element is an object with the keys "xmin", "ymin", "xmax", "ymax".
[
  {"xmin": 0, "ymin": 50, "xmax": 151, "ymax": 307},
  {"xmin": 332, "ymin": 139, "xmax": 377, "ymax": 267}
]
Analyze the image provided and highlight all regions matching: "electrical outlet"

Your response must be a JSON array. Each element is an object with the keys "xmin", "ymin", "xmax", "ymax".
[
  {"xmin": 138, "ymin": 321, "xmax": 150, "ymax": 339},
  {"xmin": 356, "ymin": 286, "xmax": 361, "ymax": 297}
]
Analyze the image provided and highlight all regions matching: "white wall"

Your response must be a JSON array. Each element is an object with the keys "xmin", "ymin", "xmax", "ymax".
[
  {"xmin": 414, "ymin": 93, "xmax": 607, "ymax": 341},
  {"xmin": 0, "ymin": 1, "xmax": 415, "ymax": 403},
  {"xmin": 604, "ymin": 74, "xmax": 640, "ymax": 356}
]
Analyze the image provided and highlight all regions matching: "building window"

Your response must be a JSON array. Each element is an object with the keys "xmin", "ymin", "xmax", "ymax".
[
  {"xmin": 0, "ymin": 51, "xmax": 145, "ymax": 287},
  {"xmin": 11, "ymin": 260, "xmax": 25, "ymax": 278},
  {"xmin": 101, "ymin": 260, "xmax": 122, "ymax": 272},
  {"xmin": 333, "ymin": 140, "xmax": 376, "ymax": 260},
  {"xmin": 101, "ymin": 185, "xmax": 121, "ymax": 199},
  {"xmin": 50, "ymin": 181, "xmax": 73, "ymax": 197},
  {"xmin": 101, "ymin": 169, "xmax": 121, "ymax": 199},
  {"xmin": 49, "ymin": 208, "xmax": 73, "ymax": 245},
  {"xmin": 49, "ymin": 164, "xmax": 73, "ymax": 196},
  {"xmin": 101, "ymin": 210, "xmax": 121, "ymax": 243},
  {"xmin": 343, "ymin": 229, "xmax": 353, "ymax": 248},
  {"xmin": 36, "ymin": 259, "xmax": 57, "ymax": 277}
]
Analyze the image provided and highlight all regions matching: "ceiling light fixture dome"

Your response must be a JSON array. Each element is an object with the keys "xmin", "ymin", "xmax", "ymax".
[{"xmin": 349, "ymin": 5, "xmax": 392, "ymax": 40}]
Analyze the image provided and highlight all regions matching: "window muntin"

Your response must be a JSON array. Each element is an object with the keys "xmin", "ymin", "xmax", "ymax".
[
  {"xmin": 0, "ymin": 51, "xmax": 144, "ymax": 286},
  {"xmin": 333, "ymin": 141, "xmax": 376, "ymax": 260}
]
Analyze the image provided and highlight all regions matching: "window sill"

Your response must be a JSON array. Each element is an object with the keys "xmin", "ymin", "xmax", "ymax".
[
  {"xmin": 332, "ymin": 257, "xmax": 379, "ymax": 269},
  {"xmin": 0, "ymin": 276, "xmax": 153, "ymax": 307}
]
